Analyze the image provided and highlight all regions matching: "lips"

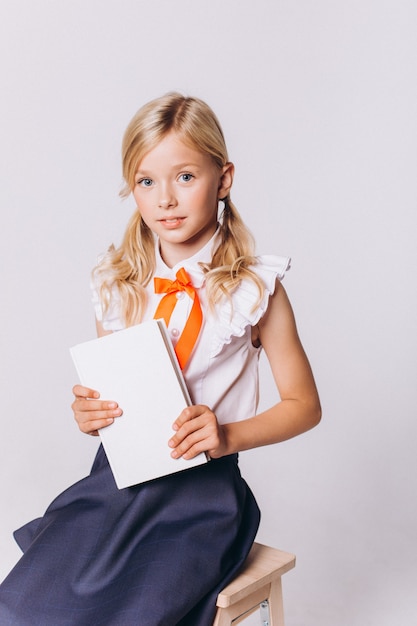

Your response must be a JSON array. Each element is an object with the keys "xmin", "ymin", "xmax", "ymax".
[{"xmin": 159, "ymin": 217, "xmax": 185, "ymax": 228}]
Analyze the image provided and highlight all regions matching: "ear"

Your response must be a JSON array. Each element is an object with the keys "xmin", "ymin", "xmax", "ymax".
[{"xmin": 218, "ymin": 162, "xmax": 234, "ymax": 199}]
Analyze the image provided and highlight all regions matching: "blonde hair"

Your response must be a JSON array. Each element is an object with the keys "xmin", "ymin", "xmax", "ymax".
[{"xmin": 94, "ymin": 92, "xmax": 264, "ymax": 326}]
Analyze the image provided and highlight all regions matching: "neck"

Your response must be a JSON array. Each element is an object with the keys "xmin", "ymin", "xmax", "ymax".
[{"xmin": 158, "ymin": 224, "xmax": 218, "ymax": 268}]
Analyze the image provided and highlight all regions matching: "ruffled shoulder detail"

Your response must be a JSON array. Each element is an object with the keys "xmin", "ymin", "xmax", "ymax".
[
  {"xmin": 90, "ymin": 253, "xmax": 125, "ymax": 332},
  {"xmin": 209, "ymin": 255, "xmax": 291, "ymax": 357}
]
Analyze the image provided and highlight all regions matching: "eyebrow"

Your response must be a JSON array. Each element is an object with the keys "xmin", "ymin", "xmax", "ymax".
[
  {"xmin": 136, "ymin": 162, "xmax": 202, "ymax": 175},
  {"xmin": 173, "ymin": 162, "xmax": 202, "ymax": 170}
]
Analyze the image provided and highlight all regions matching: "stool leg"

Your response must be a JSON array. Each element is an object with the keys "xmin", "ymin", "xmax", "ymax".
[
  {"xmin": 213, "ymin": 607, "xmax": 234, "ymax": 626},
  {"xmin": 268, "ymin": 577, "xmax": 285, "ymax": 626}
]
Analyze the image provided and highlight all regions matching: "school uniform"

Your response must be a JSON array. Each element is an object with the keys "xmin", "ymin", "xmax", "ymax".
[{"xmin": 0, "ymin": 231, "xmax": 290, "ymax": 625}]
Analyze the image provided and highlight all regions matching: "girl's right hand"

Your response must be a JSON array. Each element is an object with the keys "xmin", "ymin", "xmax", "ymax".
[{"xmin": 71, "ymin": 384, "xmax": 122, "ymax": 436}]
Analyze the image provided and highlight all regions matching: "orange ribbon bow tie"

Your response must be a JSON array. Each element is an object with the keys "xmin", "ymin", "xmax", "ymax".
[{"xmin": 153, "ymin": 267, "xmax": 203, "ymax": 370}]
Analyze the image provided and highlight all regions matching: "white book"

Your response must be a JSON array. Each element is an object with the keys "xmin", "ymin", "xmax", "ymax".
[{"xmin": 70, "ymin": 319, "xmax": 207, "ymax": 488}]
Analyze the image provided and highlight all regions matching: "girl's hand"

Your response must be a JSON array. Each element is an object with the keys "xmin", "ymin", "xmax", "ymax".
[
  {"xmin": 168, "ymin": 405, "xmax": 228, "ymax": 460},
  {"xmin": 71, "ymin": 384, "xmax": 122, "ymax": 436}
]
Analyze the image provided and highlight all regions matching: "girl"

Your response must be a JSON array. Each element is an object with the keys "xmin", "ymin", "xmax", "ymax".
[{"xmin": 0, "ymin": 93, "xmax": 321, "ymax": 625}]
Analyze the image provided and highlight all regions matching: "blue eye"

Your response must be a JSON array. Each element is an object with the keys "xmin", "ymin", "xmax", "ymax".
[
  {"xmin": 179, "ymin": 173, "xmax": 194, "ymax": 183},
  {"xmin": 137, "ymin": 178, "xmax": 153, "ymax": 187}
]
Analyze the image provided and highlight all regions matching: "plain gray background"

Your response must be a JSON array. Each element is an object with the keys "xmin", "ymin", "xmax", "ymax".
[{"xmin": 1, "ymin": 1, "xmax": 416, "ymax": 624}]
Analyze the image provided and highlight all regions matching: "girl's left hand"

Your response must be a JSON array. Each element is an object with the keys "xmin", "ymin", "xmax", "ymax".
[{"xmin": 168, "ymin": 405, "xmax": 228, "ymax": 460}]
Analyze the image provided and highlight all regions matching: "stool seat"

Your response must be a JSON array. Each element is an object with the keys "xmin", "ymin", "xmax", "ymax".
[{"xmin": 213, "ymin": 542, "xmax": 296, "ymax": 625}]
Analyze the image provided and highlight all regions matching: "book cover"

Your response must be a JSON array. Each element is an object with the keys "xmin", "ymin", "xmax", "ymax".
[{"xmin": 70, "ymin": 319, "xmax": 207, "ymax": 488}]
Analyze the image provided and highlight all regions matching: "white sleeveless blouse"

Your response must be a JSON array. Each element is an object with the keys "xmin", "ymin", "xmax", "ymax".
[{"xmin": 92, "ymin": 233, "xmax": 290, "ymax": 425}]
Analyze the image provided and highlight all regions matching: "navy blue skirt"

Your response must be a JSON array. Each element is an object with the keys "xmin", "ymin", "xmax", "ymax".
[{"xmin": 0, "ymin": 446, "xmax": 260, "ymax": 625}]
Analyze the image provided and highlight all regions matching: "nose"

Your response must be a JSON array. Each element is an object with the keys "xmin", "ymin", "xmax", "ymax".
[{"xmin": 158, "ymin": 183, "xmax": 176, "ymax": 209}]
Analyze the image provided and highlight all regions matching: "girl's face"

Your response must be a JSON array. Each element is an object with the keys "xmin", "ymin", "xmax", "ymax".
[{"xmin": 133, "ymin": 131, "xmax": 233, "ymax": 268}]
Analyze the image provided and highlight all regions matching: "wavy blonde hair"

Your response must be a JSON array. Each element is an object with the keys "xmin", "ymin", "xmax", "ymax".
[{"xmin": 94, "ymin": 92, "xmax": 264, "ymax": 326}]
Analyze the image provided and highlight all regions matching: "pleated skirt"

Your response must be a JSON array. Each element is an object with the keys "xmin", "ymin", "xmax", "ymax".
[{"xmin": 0, "ymin": 445, "xmax": 260, "ymax": 626}]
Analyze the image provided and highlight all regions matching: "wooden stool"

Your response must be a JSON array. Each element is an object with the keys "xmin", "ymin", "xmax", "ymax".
[{"xmin": 213, "ymin": 543, "xmax": 296, "ymax": 626}]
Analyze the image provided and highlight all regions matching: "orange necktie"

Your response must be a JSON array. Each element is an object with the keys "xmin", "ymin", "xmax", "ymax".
[{"xmin": 153, "ymin": 267, "xmax": 203, "ymax": 370}]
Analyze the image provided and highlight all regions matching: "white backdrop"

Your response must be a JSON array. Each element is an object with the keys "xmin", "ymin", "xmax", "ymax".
[{"xmin": 1, "ymin": 1, "xmax": 416, "ymax": 624}]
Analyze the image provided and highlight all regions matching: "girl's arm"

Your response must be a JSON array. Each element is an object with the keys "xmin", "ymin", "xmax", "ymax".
[
  {"xmin": 222, "ymin": 282, "xmax": 321, "ymax": 453},
  {"xmin": 71, "ymin": 320, "xmax": 122, "ymax": 436},
  {"xmin": 169, "ymin": 283, "xmax": 321, "ymax": 459}
]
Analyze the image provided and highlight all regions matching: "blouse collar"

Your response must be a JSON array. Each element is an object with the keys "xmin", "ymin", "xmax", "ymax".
[{"xmin": 154, "ymin": 227, "xmax": 220, "ymax": 288}]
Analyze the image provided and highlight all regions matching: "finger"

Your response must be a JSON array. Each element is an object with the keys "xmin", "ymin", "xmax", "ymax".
[
  {"xmin": 170, "ymin": 407, "xmax": 218, "ymax": 449},
  {"xmin": 77, "ymin": 416, "xmax": 116, "ymax": 435},
  {"xmin": 72, "ymin": 398, "xmax": 121, "ymax": 415},
  {"xmin": 172, "ymin": 433, "xmax": 212, "ymax": 460},
  {"xmin": 172, "ymin": 405, "xmax": 208, "ymax": 431},
  {"xmin": 170, "ymin": 421, "xmax": 218, "ymax": 459},
  {"xmin": 72, "ymin": 384, "xmax": 100, "ymax": 399},
  {"xmin": 179, "ymin": 425, "xmax": 225, "ymax": 460},
  {"xmin": 74, "ymin": 408, "xmax": 121, "ymax": 423},
  {"xmin": 169, "ymin": 415, "xmax": 205, "ymax": 448},
  {"xmin": 72, "ymin": 402, "xmax": 122, "ymax": 435}
]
